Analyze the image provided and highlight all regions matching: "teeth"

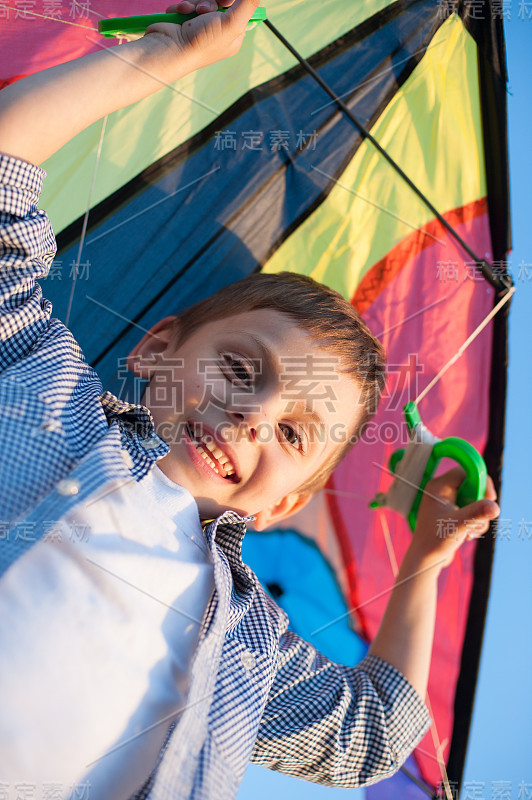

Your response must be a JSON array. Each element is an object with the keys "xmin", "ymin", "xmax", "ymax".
[
  {"xmin": 197, "ymin": 446, "xmax": 220, "ymax": 474},
  {"xmin": 189, "ymin": 428, "xmax": 236, "ymax": 479}
]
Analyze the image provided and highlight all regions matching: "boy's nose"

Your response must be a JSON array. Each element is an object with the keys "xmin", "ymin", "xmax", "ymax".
[
  {"xmin": 226, "ymin": 408, "xmax": 259, "ymax": 442},
  {"xmin": 226, "ymin": 398, "xmax": 276, "ymax": 444}
]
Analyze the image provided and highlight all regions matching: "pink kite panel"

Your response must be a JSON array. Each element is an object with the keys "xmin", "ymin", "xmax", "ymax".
[{"xmin": 328, "ymin": 203, "xmax": 495, "ymax": 788}]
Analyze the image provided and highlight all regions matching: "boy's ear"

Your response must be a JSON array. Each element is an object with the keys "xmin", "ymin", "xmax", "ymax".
[
  {"xmin": 126, "ymin": 316, "xmax": 178, "ymax": 378},
  {"xmin": 253, "ymin": 491, "xmax": 312, "ymax": 532}
]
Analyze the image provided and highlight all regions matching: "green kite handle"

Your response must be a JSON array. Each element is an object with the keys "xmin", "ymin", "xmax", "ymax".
[
  {"xmin": 98, "ymin": 7, "xmax": 267, "ymax": 38},
  {"xmin": 407, "ymin": 436, "xmax": 487, "ymax": 531},
  {"xmin": 431, "ymin": 437, "xmax": 487, "ymax": 507},
  {"xmin": 370, "ymin": 403, "xmax": 488, "ymax": 531}
]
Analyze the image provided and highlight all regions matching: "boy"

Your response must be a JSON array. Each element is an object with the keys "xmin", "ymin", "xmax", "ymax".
[{"xmin": 0, "ymin": 1, "xmax": 499, "ymax": 798}]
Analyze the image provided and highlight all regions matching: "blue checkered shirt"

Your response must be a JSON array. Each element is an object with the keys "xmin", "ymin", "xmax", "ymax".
[{"xmin": 0, "ymin": 154, "xmax": 431, "ymax": 799}]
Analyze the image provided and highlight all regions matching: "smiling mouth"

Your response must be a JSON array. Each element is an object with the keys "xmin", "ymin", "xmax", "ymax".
[{"xmin": 186, "ymin": 424, "xmax": 239, "ymax": 482}]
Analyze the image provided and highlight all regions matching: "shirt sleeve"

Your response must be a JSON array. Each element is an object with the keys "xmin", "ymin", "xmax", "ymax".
[
  {"xmin": 0, "ymin": 154, "xmax": 56, "ymax": 371},
  {"xmin": 250, "ymin": 629, "xmax": 432, "ymax": 788}
]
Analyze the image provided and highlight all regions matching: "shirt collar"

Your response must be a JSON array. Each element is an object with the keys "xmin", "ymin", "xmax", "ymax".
[
  {"xmin": 100, "ymin": 390, "xmax": 153, "ymax": 431},
  {"xmin": 99, "ymin": 390, "xmax": 170, "ymax": 471},
  {"xmin": 204, "ymin": 511, "xmax": 256, "ymax": 589}
]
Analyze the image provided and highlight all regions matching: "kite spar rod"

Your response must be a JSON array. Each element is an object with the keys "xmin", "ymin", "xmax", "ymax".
[{"xmin": 264, "ymin": 19, "xmax": 512, "ymax": 295}]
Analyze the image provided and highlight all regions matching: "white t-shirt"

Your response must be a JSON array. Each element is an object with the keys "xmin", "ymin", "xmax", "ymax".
[{"xmin": 0, "ymin": 465, "xmax": 214, "ymax": 800}]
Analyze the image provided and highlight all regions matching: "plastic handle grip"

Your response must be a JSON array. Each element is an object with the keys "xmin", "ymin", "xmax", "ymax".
[
  {"xmin": 369, "ymin": 402, "xmax": 488, "ymax": 532},
  {"xmin": 430, "ymin": 437, "xmax": 487, "ymax": 507},
  {"xmin": 98, "ymin": 7, "xmax": 267, "ymax": 38},
  {"xmin": 407, "ymin": 436, "xmax": 487, "ymax": 531}
]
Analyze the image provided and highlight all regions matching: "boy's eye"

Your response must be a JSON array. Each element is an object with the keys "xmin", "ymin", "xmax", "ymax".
[
  {"xmin": 279, "ymin": 423, "xmax": 304, "ymax": 451},
  {"xmin": 220, "ymin": 353, "xmax": 254, "ymax": 388}
]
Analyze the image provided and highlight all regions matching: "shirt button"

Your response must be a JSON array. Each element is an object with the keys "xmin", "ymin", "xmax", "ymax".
[
  {"xmin": 240, "ymin": 651, "xmax": 256, "ymax": 671},
  {"xmin": 121, "ymin": 450, "xmax": 134, "ymax": 469},
  {"xmin": 56, "ymin": 478, "xmax": 80, "ymax": 497},
  {"xmin": 141, "ymin": 436, "xmax": 160, "ymax": 450}
]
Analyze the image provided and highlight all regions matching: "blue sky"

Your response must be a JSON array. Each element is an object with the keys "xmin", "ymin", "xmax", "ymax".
[{"xmin": 238, "ymin": 12, "xmax": 531, "ymax": 800}]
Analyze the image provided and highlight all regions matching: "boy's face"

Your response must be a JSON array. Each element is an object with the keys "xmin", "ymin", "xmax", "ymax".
[{"xmin": 128, "ymin": 310, "xmax": 364, "ymax": 527}]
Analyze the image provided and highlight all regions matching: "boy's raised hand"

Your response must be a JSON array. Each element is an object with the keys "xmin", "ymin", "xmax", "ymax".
[
  {"xmin": 146, "ymin": 0, "xmax": 261, "ymax": 73},
  {"xmin": 369, "ymin": 469, "xmax": 499, "ymax": 699},
  {"xmin": 0, "ymin": 0, "xmax": 259, "ymax": 164},
  {"xmin": 412, "ymin": 467, "xmax": 500, "ymax": 570}
]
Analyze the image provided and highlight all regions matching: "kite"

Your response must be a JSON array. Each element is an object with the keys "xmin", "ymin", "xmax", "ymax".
[{"xmin": 0, "ymin": 0, "xmax": 513, "ymax": 796}]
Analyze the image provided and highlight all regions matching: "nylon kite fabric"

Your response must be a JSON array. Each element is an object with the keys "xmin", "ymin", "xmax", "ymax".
[{"xmin": 0, "ymin": 0, "xmax": 511, "ymax": 797}]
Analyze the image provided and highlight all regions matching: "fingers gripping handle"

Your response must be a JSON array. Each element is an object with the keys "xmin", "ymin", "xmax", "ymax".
[
  {"xmin": 98, "ymin": 7, "xmax": 267, "ymax": 38},
  {"xmin": 370, "ymin": 404, "xmax": 487, "ymax": 531}
]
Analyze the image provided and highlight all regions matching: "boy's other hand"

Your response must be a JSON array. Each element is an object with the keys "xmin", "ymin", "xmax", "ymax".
[
  {"xmin": 371, "ymin": 467, "xmax": 499, "ymax": 699},
  {"xmin": 410, "ymin": 467, "xmax": 500, "ymax": 571},
  {"xmin": 145, "ymin": 0, "xmax": 260, "ymax": 73}
]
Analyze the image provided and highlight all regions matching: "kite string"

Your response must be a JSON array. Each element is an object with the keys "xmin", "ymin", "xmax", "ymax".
[
  {"xmin": 378, "ymin": 509, "xmax": 399, "ymax": 576},
  {"xmin": 414, "ymin": 286, "xmax": 515, "ymax": 407},
  {"xmin": 378, "ymin": 509, "xmax": 454, "ymax": 800},
  {"xmin": 65, "ymin": 114, "xmax": 108, "ymax": 327}
]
